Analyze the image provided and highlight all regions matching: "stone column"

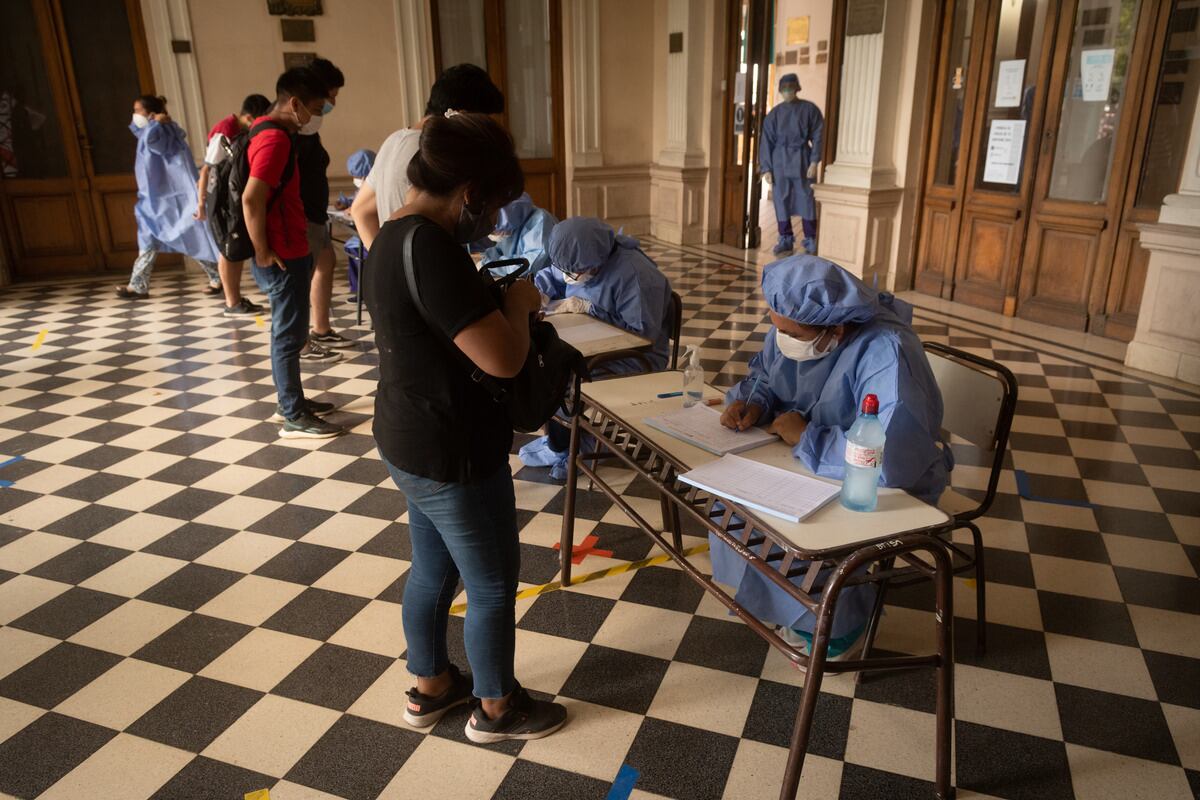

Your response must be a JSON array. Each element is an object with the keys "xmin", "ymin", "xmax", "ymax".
[
  {"xmin": 1126, "ymin": 98, "xmax": 1200, "ymax": 383},
  {"xmin": 569, "ymin": 0, "xmax": 603, "ymax": 169},
  {"xmin": 392, "ymin": 0, "xmax": 436, "ymax": 127},
  {"xmin": 141, "ymin": 0, "xmax": 208, "ymax": 159}
]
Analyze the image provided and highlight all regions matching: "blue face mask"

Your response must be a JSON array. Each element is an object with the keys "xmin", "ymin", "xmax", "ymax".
[{"xmin": 321, "ymin": 100, "xmax": 334, "ymax": 115}]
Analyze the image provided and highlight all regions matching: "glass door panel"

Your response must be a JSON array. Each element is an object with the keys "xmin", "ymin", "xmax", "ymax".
[
  {"xmin": 0, "ymin": 0, "xmax": 68, "ymax": 179},
  {"xmin": 505, "ymin": 0, "xmax": 554, "ymax": 159},
  {"xmin": 933, "ymin": 0, "xmax": 978, "ymax": 186},
  {"xmin": 437, "ymin": 0, "xmax": 488, "ymax": 70}
]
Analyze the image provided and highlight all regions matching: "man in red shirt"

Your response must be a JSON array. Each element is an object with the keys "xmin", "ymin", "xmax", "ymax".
[{"xmin": 244, "ymin": 69, "xmax": 343, "ymax": 439}]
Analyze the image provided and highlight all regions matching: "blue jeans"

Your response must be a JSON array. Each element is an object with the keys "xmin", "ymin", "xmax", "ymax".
[
  {"xmin": 382, "ymin": 456, "xmax": 520, "ymax": 700},
  {"xmin": 252, "ymin": 254, "xmax": 312, "ymax": 419}
]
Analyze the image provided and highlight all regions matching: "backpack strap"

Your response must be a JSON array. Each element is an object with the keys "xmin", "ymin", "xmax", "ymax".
[
  {"xmin": 400, "ymin": 221, "xmax": 508, "ymax": 402},
  {"xmin": 247, "ymin": 120, "xmax": 295, "ymax": 211}
]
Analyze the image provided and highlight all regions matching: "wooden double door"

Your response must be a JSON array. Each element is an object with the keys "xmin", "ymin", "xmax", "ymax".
[
  {"xmin": 914, "ymin": 0, "xmax": 1181, "ymax": 340},
  {"xmin": 0, "ymin": 0, "xmax": 156, "ymax": 280}
]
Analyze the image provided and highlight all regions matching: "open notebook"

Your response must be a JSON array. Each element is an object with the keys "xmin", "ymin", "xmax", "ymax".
[
  {"xmin": 644, "ymin": 403, "xmax": 776, "ymax": 456},
  {"xmin": 678, "ymin": 454, "xmax": 842, "ymax": 523}
]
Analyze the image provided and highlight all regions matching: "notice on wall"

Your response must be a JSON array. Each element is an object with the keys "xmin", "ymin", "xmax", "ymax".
[
  {"xmin": 994, "ymin": 59, "xmax": 1026, "ymax": 108},
  {"xmin": 983, "ymin": 119, "xmax": 1026, "ymax": 185},
  {"xmin": 787, "ymin": 16, "xmax": 810, "ymax": 45},
  {"xmin": 1081, "ymin": 49, "xmax": 1115, "ymax": 101}
]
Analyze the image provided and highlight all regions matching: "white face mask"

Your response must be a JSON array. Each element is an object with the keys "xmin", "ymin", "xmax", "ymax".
[
  {"xmin": 776, "ymin": 328, "xmax": 837, "ymax": 362},
  {"xmin": 131, "ymin": 113, "xmax": 149, "ymax": 129},
  {"xmin": 352, "ymin": 177, "xmax": 364, "ymax": 188},
  {"xmin": 488, "ymin": 231, "xmax": 510, "ymax": 242},
  {"xmin": 563, "ymin": 270, "xmax": 595, "ymax": 285},
  {"xmin": 781, "ymin": 89, "xmax": 798, "ymax": 102},
  {"xmin": 298, "ymin": 112, "xmax": 323, "ymax": 135}
]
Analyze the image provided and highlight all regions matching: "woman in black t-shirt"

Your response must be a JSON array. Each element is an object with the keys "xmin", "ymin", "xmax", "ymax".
[{"xmin": 363, "ymin": 112, "xmax": 566, "ymax": 743}]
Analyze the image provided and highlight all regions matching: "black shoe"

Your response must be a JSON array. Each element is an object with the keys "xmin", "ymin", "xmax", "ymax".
[
  {"xmin": 204, "ymin": 283, "xmax": 223, "ymax": 296},
  {"xmin": 115, "ymin": 286, "xmax": 149, "ymax": 300},
  {"xmin": 279, "ymin": 412, "xmax": 344, "ymax": 439},
  {"xmin": 299, "ymin": 341, "xmax": 342, "ymax": 364},
  {"xmin": 465, "ymin": 683, "xmax": 567, "ymax": 744},
  {"xmin": 403, "ymin": 665, "xmax": 474, "ymax": 729},
  {"xmin": 310, "ymin": 330, "xmax": 355, "ymax": 350},
  {"xmin": 268, "ymin": 399, "xmax": 335, "ymax": 423},
  {"xmin": 223, "ymin": 297, "xmax": 265, "ymax": 317}
]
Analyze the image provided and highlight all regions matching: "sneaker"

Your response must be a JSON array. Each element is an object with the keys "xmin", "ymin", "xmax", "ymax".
[
  {"xmin": 772, "ymin": 235, "xmax": 795, "ymax": 256},
  {"xmin": 403, "ymin": 665, "xmax": 474, "ymax": 729},
  {"xmin": 801, "ymin": 237, "xmax": 817, "ymax": 255},
  {"xmin": 223, "ymin": 297, "xmax": 265, "ymax": 317},
  {"xmin": 299, "ymin": 341, "xmax": 342, "ymax": 364},
  {"xmin": 268, "ymin": 399, "xmax": 335, "ymax": 423},
  {"xmin": 345, "ymin": 294, "xmax": 357, "ymax": 304},
  {"xmin": 310, "ymin": 329, "xmax": 355, "ymax": 349},
  {"xmin": 115, "ymin": 286, "xmax": 149, "ymax": 300},
  {"xmin": 782, "ymin": 624, "xmax": 867, "ymax": 671},
  {"xmin": 465, "ymin": 683, "xmax": 567, "ymax": 744},
  {"xmin": 203, "ymin": 283, "xmax": 223, "ymax": 296},
  {"xmin": 279, "ymin": 412, "xmax": 344, "ymax": 439}
]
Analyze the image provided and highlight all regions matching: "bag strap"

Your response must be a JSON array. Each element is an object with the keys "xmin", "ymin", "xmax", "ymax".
[
  {"xmin": 247, "ymin": 120, "xmax": 295, "ymax": 211},
  {"xmin": 401, "ymin": 222, "xmax": 508, "ymax": 402}
]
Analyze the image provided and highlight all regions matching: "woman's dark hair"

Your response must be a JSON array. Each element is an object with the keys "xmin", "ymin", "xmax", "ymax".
[
  {"xmin": 135, "ymin": 94, "xmax": 167, "ymax": 115},
  {"xmin": 309, "ymin": 58, "xmax": 345, "ymax": 90},
  {"xmin": 425, "ymin": 64, "xmax": 504, "ymax": 116},
  {"xmin": 407, "ymin": 112, "xmax": 523, "ymax": 211},
  {"xmin": 240, "ymin": 93, "xmax": 271, "ymax": 118}
]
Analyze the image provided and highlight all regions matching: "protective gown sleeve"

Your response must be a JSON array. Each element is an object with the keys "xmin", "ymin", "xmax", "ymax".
[
  {"xmin": 759, "ymin": 111, "xmax": 776, "ymax": 175},
  {"xmin": 534, "ymin": 266, "xmax": 567, "ymax": 300}
]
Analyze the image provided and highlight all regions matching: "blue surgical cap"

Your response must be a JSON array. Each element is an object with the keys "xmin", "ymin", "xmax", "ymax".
[
  {"xmin": 779, "ymin": 73, "xmax": 800, "ymax": 90},
  {"xmin": 762, "ymin": 255, "xmax": 880, "ymax": 327},
  {"xmin": 548, "ymin": 217, "xmax": 639, "ymax": 274},
  {"xmin": 495, "ymin": 193, "xmax": 534, "ymax": 235},
  {"xmin": 346, "ymin": 148, "xmax": 376, "ymax": 178}
]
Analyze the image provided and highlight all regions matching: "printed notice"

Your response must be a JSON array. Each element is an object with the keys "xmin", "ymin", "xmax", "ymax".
[
  {"xmin": 1081, "ymin": 48, "xmax": 1115, "ymax": 102},
  {"xmin": 994, "ymin": 59, "xmax": 1026, "ymax": 108},
  {"xmin": 983, "ymin": 119, "xmax": 1026, "ymax": 185}
]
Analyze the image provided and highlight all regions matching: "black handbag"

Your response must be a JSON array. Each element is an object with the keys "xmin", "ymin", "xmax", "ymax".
[{"xmin": 401, "ymin": 222, "xmax": 587, "ymax": 433}]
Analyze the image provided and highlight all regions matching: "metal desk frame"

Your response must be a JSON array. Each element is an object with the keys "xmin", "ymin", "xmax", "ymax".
[{"xmin": 558, "ymin": 393, "xmax": 958, "ymax": 800}]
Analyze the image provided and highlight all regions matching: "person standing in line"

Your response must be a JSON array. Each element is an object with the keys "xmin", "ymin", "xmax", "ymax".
[
  {"xmin": 243, "ymin": 68, "xmax": 344, "ymax": 439},
  {"xmin": 194, "ymin": 93, "xmax": 270, "ymax": 317},
  {"xmin": 117, "ymin": 95, "xmax": 223, "ymax": 300},
  {"xmin": 350, "ymin": 64, "xmax": 505, "ymax": 250},
  {"xmin": 760, "ymin": 73, "xmax": 824, "ymax": 256},
  {"xmin": 296, "ymin": 58, "xmax": 350, "ymax": 361}
]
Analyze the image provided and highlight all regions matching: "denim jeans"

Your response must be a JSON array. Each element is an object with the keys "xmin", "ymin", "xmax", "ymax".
[
  {"xmin": 128, "ymin": 247, "xmax": 219, "ymax": 293},
  {"xmin": 382, "ymin": 455, "xmax": 520, "ymax": 700},
  {"xmin": 252, "ymin": 254, "xmax": 312, "ymax": 419}
]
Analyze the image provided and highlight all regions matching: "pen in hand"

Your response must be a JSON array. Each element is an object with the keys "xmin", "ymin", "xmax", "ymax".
[{"xmin": 735, "ymin": 374, "xmax": 764, "ymax": 431}]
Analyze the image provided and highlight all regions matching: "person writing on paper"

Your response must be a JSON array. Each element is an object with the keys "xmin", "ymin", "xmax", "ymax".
[
  {"xmin": 518, "ymin": 217, "xmax": 673, "ymax": 479},
  {"xmin": 715, "ymin": 255, "xmax": 952, "ymax": 659},
  {"xmin": 479, "ymin": 192, "xmax": 557, "ymax": 277}
]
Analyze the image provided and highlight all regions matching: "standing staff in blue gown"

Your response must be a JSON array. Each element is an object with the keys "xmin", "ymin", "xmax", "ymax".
[{"xmin": 760, "ymin": 73, "xmax": 824, "ymax": 257}]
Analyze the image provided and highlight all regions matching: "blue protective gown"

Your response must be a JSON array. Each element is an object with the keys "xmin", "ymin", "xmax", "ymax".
[
  {"xmin": 481, "ymin": 193, "xmax": 558, "ymax": 277},
  {"xmin": 710, "ymin": 256, "xmax": 953, "ymax": 636},
  {"xmin": 759, "ymin": 99, "xmax": 824, "ymax": 222},
  {"xmin": 130, "ymin": 120, "xmax": 219, "ymax": 262}
]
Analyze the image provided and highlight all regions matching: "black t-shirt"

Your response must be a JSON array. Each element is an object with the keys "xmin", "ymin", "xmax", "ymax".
[
  {"xmin": 364, "ymin": 215, "xmax": 512, "ymax": 483},
  {"xmin": 295, "ymin": 132, "xmax": 331, "ymax": 224}
]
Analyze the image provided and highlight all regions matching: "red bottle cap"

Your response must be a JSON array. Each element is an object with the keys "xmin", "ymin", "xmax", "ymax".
[{"xmin": 861, "ymin": 394, "xmax": 879, "ymax": 415}]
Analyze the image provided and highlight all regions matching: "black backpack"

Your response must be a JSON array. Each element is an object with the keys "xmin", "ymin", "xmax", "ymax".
[
  {"xmin": 401, "ymin": 222, "xmax": 588, "ymax": 433},
  {"xmin": 206, "ymin": 120, "xmax": 295, "ymax": 262}
]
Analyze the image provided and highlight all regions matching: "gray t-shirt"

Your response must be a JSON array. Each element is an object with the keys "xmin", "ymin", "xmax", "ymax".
[{"xmin": 365, "ymin": 127, "xmax": 421, "ymax": 223}]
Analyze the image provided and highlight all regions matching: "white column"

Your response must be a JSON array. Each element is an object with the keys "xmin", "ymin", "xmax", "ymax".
[
  {"xmin": 569, "ymin": 0, "xmax": 603, "ymax": 168},
  {"xmin": 142, "ymin": 0, "xmax": 207, "ymax": 159},
  {"xmin": 392, "ymin": 0, "xmax": 436, "ymax": 127},
  {"xmin": 657, "ymin": 0, "xmax": 707, "ymax": 168},
  {"xmin": 1158, "ymin": 96, "xmax": 1200, "ymax": 228},
  {"xmin": 822, "ymin": 31, "xmax": 885, "ymax": 188}
]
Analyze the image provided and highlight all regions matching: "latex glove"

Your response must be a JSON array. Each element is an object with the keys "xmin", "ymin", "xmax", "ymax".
[
  {"xmin": 762, "ymin": 171, "xmax": 773, "ymax": 186},
  {"xmin": 550, "ymin": 295, "xmax": 592, "ymax": 315},
  {"xmin": 806, "ymin": 162, "xmax": 818, "ymax": 181}
]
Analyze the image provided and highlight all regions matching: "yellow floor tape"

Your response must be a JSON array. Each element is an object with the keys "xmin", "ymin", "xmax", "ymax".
[
  {"xmin": 255, "ymin": 315, "xmax": 266, "ymax": 328},
  {"xmin": 449, "ymin": 542, "xmax": 710, "ymax": 615},
  {"xmin": 244, "ymin": 790, "xmax": 270, "ymax": 800},
  {"xmin": 31, "ymin": 329, "xmax": 47, "ymax": 351}
]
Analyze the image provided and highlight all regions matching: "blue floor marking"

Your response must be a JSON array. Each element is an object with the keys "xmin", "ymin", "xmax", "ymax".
[
  {"xmin": 1015, "ymin": 469, "xmax": 1097, "ymax": 509},
  {"xmin": 606, "ymin": 765, "xmax": 640, "ymax": 800}
]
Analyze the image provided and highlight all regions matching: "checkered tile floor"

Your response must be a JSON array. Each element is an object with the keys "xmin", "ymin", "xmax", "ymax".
[{"xmin": 0, "ymin": 241, "xmax": 1197, "ymax": 800}]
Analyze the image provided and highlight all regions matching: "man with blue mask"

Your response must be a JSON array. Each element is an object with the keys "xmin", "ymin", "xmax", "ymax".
[
  {"xmin": 480, "ymin": 193, "xmax": 557, "ymax": 277},
  {"xmin": 519, "ymin": 216, "xmax": 673, "ymax": 479},
  {"xmin": 760, "ymin": 73, "xmax": 824, "ymax": 256},
  {"xmin": 715, "ymin": 255, "xmax": 953, "ymax": 660}
]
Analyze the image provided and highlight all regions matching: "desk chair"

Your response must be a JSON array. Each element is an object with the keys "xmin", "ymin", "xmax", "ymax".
[{"xmin": 859, "ymin": 342, "xmax": 1017, "ymax": 666}]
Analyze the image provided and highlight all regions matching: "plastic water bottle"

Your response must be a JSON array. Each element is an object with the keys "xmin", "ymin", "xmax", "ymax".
[
  {"xmin": 841, "ymin": 394, "xmax": 885, "ymax": 512},
  {"xmin": 682, "ymin": 345, "xmax": 704, "ymax": 407}
]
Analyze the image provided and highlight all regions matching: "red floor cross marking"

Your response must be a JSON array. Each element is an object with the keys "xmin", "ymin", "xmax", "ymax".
[{"xmin": 553, "ymin": 534, "xmax": 613, "ymax": 565}]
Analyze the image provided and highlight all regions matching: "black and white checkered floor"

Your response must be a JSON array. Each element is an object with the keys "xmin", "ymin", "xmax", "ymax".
[{"xmin": 0, "ymin": 239, "xmax": 1196, "ymax": 800}]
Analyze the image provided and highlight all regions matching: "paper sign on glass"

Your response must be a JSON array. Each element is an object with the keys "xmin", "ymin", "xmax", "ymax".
[
  {"xmin": 983, "ymin": 119, "xmax": 1026, "ymax": 185},
  {"xmin": 994, "ymin": 59, "xmax": 1025, "ymax": 108},
  {"xmin": 1081, "ymin": 48, "xmax": 1115, "ymax": 102}
]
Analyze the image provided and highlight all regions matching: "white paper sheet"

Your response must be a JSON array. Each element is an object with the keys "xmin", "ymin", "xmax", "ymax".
[
  {"xmin": 678, "ymin": 454, "xmax": 841, "ymax": 523},
  {"xmin": 644, "ymin": 404, "xmax": 776, "ymax": 456},
  {"xmin": 1081, "ymin": 48, "xmax": 1115, "ymax": 102},
  {"xmin": 555, "ymin": 318, "xmax": 626, "ymax": 344},
  {"xmin": 994, "ymin": 59, "xmax": 1026, "ymax": 108},
  {"xmin": 983, "ymin": 119, "xmax": 1026, "ymax": 185}
]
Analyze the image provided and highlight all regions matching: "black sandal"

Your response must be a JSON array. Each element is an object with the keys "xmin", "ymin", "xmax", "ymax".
[{"xmin": 203, "ymin": 283, "xmax": 223, "ymax": 296}]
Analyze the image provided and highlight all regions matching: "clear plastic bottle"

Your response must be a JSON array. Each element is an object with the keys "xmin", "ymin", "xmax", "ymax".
[
  {"xmin": 841, "ymin": 394, "xmax": 885, "ymax": 512},
  {"xmin": 682, "ymin": 345, "xmax": 704, "ymax": 407}
]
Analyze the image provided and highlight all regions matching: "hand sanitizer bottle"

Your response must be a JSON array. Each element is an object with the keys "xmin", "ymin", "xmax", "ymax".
[
  {"xmin": 841, "ymin": 394, "xmax": 885, "ymax": 512},
  {"xmin": 682, "ymin": 346, "xmax": 704, "ymax": 408}
]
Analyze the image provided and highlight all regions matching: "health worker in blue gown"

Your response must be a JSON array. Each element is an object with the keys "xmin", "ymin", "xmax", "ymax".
[
  {"xmin": 480, "ymin": 193, "xmax": 557, "ymax": 277},
  {"xmin": 712, "ymin": 255, "xmax": 953, "ymax": 658},
  {"xmin": 759, "ymin": 73, "xmax": 824, "ymax": 257}
]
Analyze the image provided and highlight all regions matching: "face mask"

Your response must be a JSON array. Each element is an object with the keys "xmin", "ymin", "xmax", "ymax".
[
  {"xmin": 454, "ymin": 199, "xmax": 492, "ymax": 244},
  {"xmin": 563, "ymin": 270, "xmax": 595, "ymax": 285},
  {"xmin": 781, "ymin": 89, "xmax": 798, "ymax": 102},
  {"xmin": 131, "ymin": 113, "xmax": 149, "ymax": 129},
  {"xmin": 776, "ymin": 328, "xmax": 837, "ymax": 362},
  {"xmin": 352, "ymin": 177, "xmax": 364, "ymax": 188},
  {"xmin": 299, "ymin": 113, "xmax": 323, "ymax": 136},
  {"xmin": 488, "ymin": 231, "xmax": 510, "ymax": 242},
  {"xmin": 322, "ymin": 100, "xmax": 334, "ymax": 115}
]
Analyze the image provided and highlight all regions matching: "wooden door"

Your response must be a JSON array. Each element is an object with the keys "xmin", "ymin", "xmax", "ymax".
[
  {"xmin": 1017, "ymin": 0, "xmax": 1167, "ymax": 331},
  {"xmin": 431, "ymin": 0, "xmax": 567, "ymax": 218}
]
